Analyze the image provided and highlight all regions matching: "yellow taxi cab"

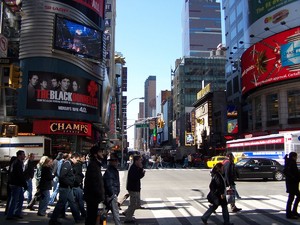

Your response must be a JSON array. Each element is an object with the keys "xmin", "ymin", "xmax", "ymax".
[{"xmin": 206, "ymin": 156, "xmax": 228, "ymax": 168}]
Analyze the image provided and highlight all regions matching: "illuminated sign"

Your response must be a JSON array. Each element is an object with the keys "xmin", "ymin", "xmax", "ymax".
[
  {"xmin": 197, "ymin": 83, "xmax": 211, "ymax": 100},
  {"xmin": 227, "ymin": 137, "xmax": 284, "ymax": 148},
  {"xmin": 33, "ymin": 120, "xmax": 92, "ymax": 137},
  {"xmin": 241, "ymin": 27, "xmax": 300, "ymax": 95},
  {"xmin": 185, "ymin": 132, "xmax": 195, "ymax": 146}
]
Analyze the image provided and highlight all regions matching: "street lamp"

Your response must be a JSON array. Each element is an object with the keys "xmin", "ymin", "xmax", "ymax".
[{"xmin": 121, "ymin": 96, "xmax": 144, "ymax": 167}]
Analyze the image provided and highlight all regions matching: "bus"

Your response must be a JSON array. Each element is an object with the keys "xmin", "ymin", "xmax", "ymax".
[
  {"xmin": 0, "ymin": 136, "xmax": 52, "ymax": 167},
  {"xmin": 226, "ymin": 131, "xmax": 300, "ymax": 165}
]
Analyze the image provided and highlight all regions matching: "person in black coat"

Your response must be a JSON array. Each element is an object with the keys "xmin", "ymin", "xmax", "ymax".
[
  {"xmin": 123, "ymin": 155, "xmax": 145, "ymax": 223},
  {"xmin": 37, "ymin": 157, "xmax": 54, "ymax": 216},
  {"xmin": 284, "ymin": 152, "xmax": 300, "ymax": 219},
  {"xmin": 84, "ymin": 146, "xmax": 105, "ymax": 225},
  {"xmin": 201, "ymin": 162, "xmax": 233, "ymax": 225}
]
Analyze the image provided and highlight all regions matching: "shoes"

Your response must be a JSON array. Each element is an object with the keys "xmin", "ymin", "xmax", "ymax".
[
  {"xmin": 13, "ymin": 215, "xmax": 23, "ymax": 219},
  {"xmin": 37, "ymin": 213, "xmax": 46, "ymax": 216},
  {"xmin": 232, "ymin": 207, "xmax": 242, "ymax": 212},
  {"xmin": 201, "ymin": 217, "xmax": 208, "ymax": 225},
  {"xmin": 122, "ymin": 211, "xmax": 126, "ymax": 216},
  {"xmin": 75, "ymin": 219, "xmax": 85, "ymax": 223},
  {"xmin": 293, "ymin": 212, "xmax": 300, "ymax": 217},
  {"xmin": 286, "ymin": 215, "xmax": 298, "ymax": 219},
  {"xmin": 48, "ymin": 220, "xmax": 62, "ymax": 225},
  {"xmin": 124, "ymin": 222, "xmax": 135, "ymax": 224},
  {"xmin": 138, "ymin": 205, "xmax": 146, "ymax": 209}
]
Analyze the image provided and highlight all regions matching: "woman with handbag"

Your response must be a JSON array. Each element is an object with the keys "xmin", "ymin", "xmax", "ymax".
[{"xmin": 201, "ymin": 162, "xmax": 233, "ymax": 225}]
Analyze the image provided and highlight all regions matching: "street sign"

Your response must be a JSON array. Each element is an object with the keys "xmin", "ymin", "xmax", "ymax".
[{"xmin": 135, "ymin": 123, "xmax": 149, "ymax": 128}]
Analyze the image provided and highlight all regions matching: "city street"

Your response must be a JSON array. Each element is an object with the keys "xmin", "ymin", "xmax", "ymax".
[{"xmin": 0, "ymin": 168, "xmax": 299, "ymax": 225}]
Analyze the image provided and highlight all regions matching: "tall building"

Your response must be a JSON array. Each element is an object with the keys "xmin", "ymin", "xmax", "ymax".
[
  {"xmin": 144, "ymin": 76, "xmax": 156, "ymax": 118},
  {"xmin": 182, "ymin": 0, "xmax": 222, "ymax": 57},
  {"xmin": 223, "ymin": 0, "xmax": 300, "ymax": 137}
]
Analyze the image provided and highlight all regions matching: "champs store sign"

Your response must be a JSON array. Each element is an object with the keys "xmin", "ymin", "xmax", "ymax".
[{"xmin": 33, "ymin": 120, "xmax": 92, "ymax": 137}]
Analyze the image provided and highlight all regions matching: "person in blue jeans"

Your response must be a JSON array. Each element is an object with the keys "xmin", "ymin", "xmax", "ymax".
[
  {"xmin": 49, "ymin": 152, "xmax": 64, "ymax": 205},
  {"xmin": 37, "ymin": 157, "xmax": 54, "ymax": 216},
  {"xmin": 6, "ymin": 150, "xmax": 27, "ymax": 220},
  {"xmin": 23, "ymin": 153, "xmax": 36, "ymax": 204},
  {"xmin": 201, "ymin": 162, "xmax": 233, "ymax": 225},
  {"xmin": 49, "ymin": 154, "xmax": 81, "ymax": 225}
]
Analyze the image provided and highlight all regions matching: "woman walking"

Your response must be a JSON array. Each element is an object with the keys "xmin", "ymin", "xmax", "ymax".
[
  {"xmin": 284, "ymin": 152, "xmax": 300, "ymax": 219},
  {"xmin": 201, "ymin": 162, "xmax": 233, "ymax": 225},
  {"xmin": 37, "ymin": 157, "xmax": 54, "ymax": 216}
]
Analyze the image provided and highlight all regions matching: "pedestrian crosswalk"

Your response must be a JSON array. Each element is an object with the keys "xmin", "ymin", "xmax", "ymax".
[{"xmin": 119, "ymin": 194, "xmax": 300, "ymax": 225}]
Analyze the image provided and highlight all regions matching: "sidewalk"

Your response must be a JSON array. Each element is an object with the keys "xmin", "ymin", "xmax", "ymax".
[{"xmin": 0, "ymin": 200, "xmax": 116, "ymax": 225}]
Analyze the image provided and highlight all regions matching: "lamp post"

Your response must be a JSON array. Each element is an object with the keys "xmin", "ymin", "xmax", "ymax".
[{"xmin": 121, "ymin": 96, "xmax": 144, "ymax": 167}]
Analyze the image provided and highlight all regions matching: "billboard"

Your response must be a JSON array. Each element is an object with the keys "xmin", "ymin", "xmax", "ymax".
[
  {"xmin": 241, "ymin": 27, "xmax": 300, "ymax": 95},
  {"xmin": 27, "ymin": 71, "xmax": 99, "ymax": 116},
  {"xmin": 246, "ymin": 0, "xmax": 299, "ymax": 40}
]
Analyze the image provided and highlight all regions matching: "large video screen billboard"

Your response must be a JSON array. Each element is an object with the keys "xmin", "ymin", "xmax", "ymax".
[
  {"xmin": 27, "ymin": 71, "xmax": 99, "ymax": 116},
  {"xmin": 241, "ymin": 27, "xmax": 300, "ymax": 95}
]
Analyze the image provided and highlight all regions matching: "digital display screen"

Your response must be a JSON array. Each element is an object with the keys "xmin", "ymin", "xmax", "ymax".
[{"xmin": 54, "ymin": 16, "xmax": 102, "ymax": 61}]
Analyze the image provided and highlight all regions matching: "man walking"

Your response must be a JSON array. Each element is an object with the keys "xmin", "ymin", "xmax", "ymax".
[
  {"xmin": 123, "ymin": 155, "xmax": 145, "ymax": 223},
  {"xmin": 6, "ymin": 150, "xmax": 27, "ymax": 220},
  {"xmin": 84, "ymin": 146, "xmax": 105, "ymax": 225}
]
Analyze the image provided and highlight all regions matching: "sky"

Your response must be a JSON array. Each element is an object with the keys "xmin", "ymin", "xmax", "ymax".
[{"xmin": 115, "ymin": 0, "xmax": 183, "ymax": 148}]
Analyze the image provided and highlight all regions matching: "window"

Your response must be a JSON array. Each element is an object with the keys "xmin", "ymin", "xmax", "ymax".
[
  {"xmin": 254, "ymin": 96, "xmax": 262, "ymax": 125},
  {"xmin": 266, "ymin": 93, "xmax": 278, "ymax": 120},
  {"xmin": 288, "ymin": 90, "xmax": 300, "ymax": 118}
]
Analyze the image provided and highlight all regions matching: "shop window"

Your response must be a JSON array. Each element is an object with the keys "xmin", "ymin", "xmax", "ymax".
[{"xmin": 266, "ymin": 93, "xmax": 278, "ymax": 121}]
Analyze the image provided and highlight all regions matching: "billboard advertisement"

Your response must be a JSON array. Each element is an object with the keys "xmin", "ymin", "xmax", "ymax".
[
  {"xmin": 241, "ymin": 27, "xmax": 300, "ymax": 95},
  {"xmin": 246, "ymin": 0, "xmax": 299, "ymax": 40},
  {"xmin": 27, "ymin": 71, "xmax": 99, "ymax": 116}
]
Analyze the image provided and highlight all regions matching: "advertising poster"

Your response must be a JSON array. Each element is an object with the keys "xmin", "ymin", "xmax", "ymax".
[
  {"xmin": 27, "ymin": 71, "xmax": 99, "ymax": 116},
  {"xmin": 241, "ymin": 27, "xmax": 300, "ymax": 94}
]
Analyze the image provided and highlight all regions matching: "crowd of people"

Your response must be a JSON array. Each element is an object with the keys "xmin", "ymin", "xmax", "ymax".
[{"xmin": 4, "ymin": 147, "xmax": 146, "ymax": 225}]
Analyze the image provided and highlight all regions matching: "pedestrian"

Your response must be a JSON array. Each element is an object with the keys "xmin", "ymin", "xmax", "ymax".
[
  {"xmin": 103, "ymin": 152, "xmax": 121, "ymax": 225},
  {"xmin": 23, "ymin": 153, "xmax": 36, "ymax": 205},
  {"xmin": 5, "ymin": 156, "xmax": 17, "ymax": 215},
  {"xmin": 71, "ymin": 153, "xmax": 86, "ymax": 218},
  {"xmin": 201, "ymin": 162, "xmax": 233, "ymax": 225},
  {"xmin": 123, "ymin": 155, "xmax": 145, "ymax": 223},
  {"xmin": 27, "ymin": 156, "xmax": 48, "ymax": 210},
  {"xmin": 83, "ymin": 146, "xmax": 105, "ymax": 225},
  {"xmin": 49, "ymin": 152, "xmax": 64, "ymax": 206},
  {"xmin": 48, "ymin": 153, "xmax": 81, "ymax": 225},
  {"xmin": 6, "ymin": 150, "xmax": 27, "ymax": 220},
  {"xmin": 284, "ymin": 152, "xmax": 300, "ymax": 219},
  {"xmin": 223, "ymin": 152, "xmax": 242, "ymax": 212},
  {"xmin": 37, "ymin": 157, "xmax": 54, "ymax": 216}
]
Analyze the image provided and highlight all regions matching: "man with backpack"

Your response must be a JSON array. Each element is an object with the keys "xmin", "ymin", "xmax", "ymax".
[{"xmin": 48, "ymin": 153, "xmax": 81, "ymax": 225}]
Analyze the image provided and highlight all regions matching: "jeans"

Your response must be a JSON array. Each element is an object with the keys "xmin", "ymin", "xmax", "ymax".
[
  {"xmin": 124, "ymin": 191, "xmax": 140, "ymax": 221},
  {"xmin": 50, "ymin": 187, "xmax": 81, "ymax": 222},
  {"xmin": 202, "ymin": 202, "xmax": 230, "ymax": 225},
  {"xmin": 73, "ymin": 186, "xmax": 86, "ymax": 217},
  {"xmin": 286, "ymin": 193, "xmax": 300, "ymax": 216},
  {"xmin": 24, "ymin": 179, "xmax": 33, "ymax": 204},
  {"xmin": 38, "ymin": 190, "xmax": 50, "ymax": 215},
  {"xmin": 7, "ymin": 185, "xmax": 24, "ymax": 218},
  {"xmin": 49, "ymin": 177, "xmax": 59, "ymax": 205},
  {"xmin": 110, "ymin": 196, "xmax": 121, "ymax": 225}
]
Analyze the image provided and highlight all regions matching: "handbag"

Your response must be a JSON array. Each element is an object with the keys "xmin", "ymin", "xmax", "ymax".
[
  {"xmin": 207, "ymin": 191, "xmax": 219, "ymax": 206},
  {"xmin": 226, "ymin": 188, "xmax": 235, "ymax": 204}
]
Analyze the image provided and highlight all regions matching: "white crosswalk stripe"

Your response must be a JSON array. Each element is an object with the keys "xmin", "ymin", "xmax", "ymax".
[{"xmin": 131, "ymin": 195, "xmax": 300, "ymax": 225}]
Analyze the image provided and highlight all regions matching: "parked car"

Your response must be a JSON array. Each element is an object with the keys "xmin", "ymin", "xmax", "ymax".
[
  {"xmin": 206, "ymin": 156, "xmax": 228, "ymax": 168},
  {"xmin": 235, "ymin": 158, "xmax": 284, "ymax": 181}
]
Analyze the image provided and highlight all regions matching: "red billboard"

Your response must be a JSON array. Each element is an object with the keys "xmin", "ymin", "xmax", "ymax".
[{"xmin": 241, "ymin": 27, "xmax": 300, "ymax": 95}]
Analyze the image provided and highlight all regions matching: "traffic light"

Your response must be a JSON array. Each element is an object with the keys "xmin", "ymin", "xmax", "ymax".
[
  {"xmin": 157, "ymin": 118, "xmax": 165, "ymax": 128},
  {"xmin": 9, "ymin": 64, "xmax": 22, "ymax": 89}
]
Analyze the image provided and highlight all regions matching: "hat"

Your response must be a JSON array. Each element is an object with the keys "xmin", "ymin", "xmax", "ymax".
[
  {"xmin": 107, "ymin": 152, "xmax": 118, "ymax": 161},
  {"xmin": 89, "ymin": 146, "xmax": 102, "ymax": 155},
  {"xmin": 226, "ymin": 152, "xmax": 234, "ymax": 157}
]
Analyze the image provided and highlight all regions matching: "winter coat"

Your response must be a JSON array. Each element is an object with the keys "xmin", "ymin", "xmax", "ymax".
[
  {"xmin": 126, "ymin": 163, "xmax": 145, "ymax": 192},
  {"xmin": 209, "ymin": 171, "xmax": 227, "ymax": 206},
  {"xmin": 103, "ymin": 165, "xmax": 120, "ymax": 197},
  {"xmin": 284, "ymin": 158, "xmax": 300, "ymax": 195},
  {"xmin": 38, "ymin": 166, "xmax": 55, "ymax": 191},
  {"xmin": 84, "ymin": 157, "xmax": 105, "ymax": 203}
]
